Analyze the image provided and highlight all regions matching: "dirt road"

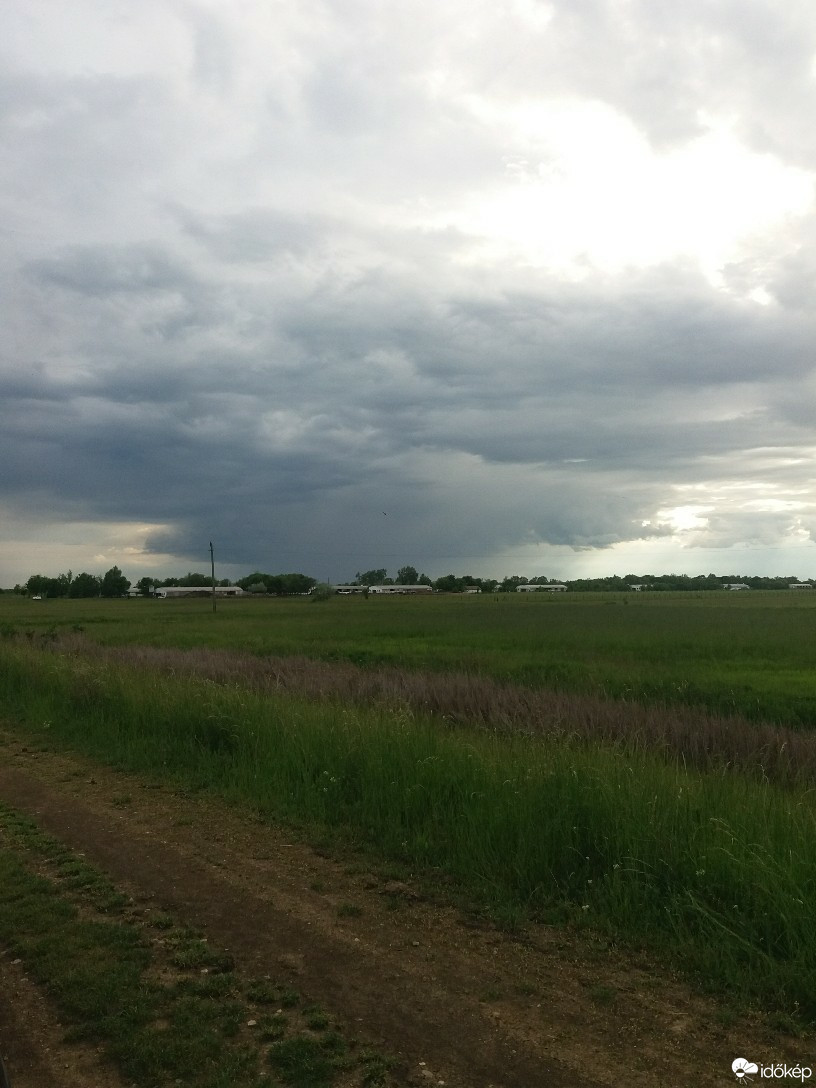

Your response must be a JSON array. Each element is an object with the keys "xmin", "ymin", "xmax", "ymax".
[{"xmin": 0, "ymin": 730, "xmax": 808, "ymax": 1087}]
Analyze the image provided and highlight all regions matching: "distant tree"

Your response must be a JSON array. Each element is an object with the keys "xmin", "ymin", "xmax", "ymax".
[
  {"xmin": 355, "ymin": 569, "xmax": 388, "ymax": 586},
  {"xmin": 236, "ymin": 571, "xmax": 315, "ymax": 595},
  {"xmin": 135, "ymin": 576, "xmax": 156, "ymax": 597},
  {"xmin": 26, "ymin": 574, "xmax": 50, "ymax": 597},
  {"xmin": 178, "ymin": 572, "xmax": 211, "ymax": 587},
  {"xmin": 68, "ymin": 572, "xmax": 101, "ymax": 598},
  {"xmin": 279, "ymin": 572, "xmax": 317, "ymax": 595},
  {"xmin": 101, "ymin": 566, "xmax": 130, "ymax": 598},
  {"xmin": 396, "ymin": 565, "xmax": 419, "ymax": 585},
  {"xmin": 26, "ymin": 573, "xmax": 71, "ymax": 598},
  {"xmin": 433, "ymin": 574, "xmax": 462, "ymax": 593},
  {"xmin": 237, "ymin": 572, "xmax": 269, "ymax": 591},
  {"xmin": 309, "ymin": 582, "xmax": 335, "ymax": 601},
  {"xmin": 499, "ymin": 575, "xmax": 528, "ymax": 593}
]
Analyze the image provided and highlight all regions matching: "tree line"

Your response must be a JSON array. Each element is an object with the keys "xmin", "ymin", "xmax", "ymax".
[
  {"xmin": 19, "ymin": 567, "xmax": 131, "ymax": 599},
  {"xmin": 352, "ymin": 569, "xmax": 811, "ymax": 593},
  {"xmin": 10, "ymin": 568, "xmax": 320, "ymax": 598},
  {"xmin": 7, "ymin": 567, "xmax": 811, "ymax": 598}
]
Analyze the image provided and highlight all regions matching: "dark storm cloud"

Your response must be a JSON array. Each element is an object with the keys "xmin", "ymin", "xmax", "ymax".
[{"xmin": 4, "ymin": 214, "xmax": 815, "ymax": 575}]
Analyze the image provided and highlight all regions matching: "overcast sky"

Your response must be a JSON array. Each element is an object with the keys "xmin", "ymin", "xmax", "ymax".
[{"xmin": 2, "ymin": 0, "xmax": 816, "ymax": 586}]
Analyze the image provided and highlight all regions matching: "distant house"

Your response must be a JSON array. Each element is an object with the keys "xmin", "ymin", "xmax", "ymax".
[
  {"xmin": 790, "ymin": 583, "xmax": 813, "ymax": 590},
  {"xmin": 722, "ymin": 583, "xmax": 750, "ymax": 591},
  {"xmin": 629, "ymin": 584, "xmax": 646, "ymax": 591}
]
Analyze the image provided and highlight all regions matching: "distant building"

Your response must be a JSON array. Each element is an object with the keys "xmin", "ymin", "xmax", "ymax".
[
  {"xmin": 790, "ymin": 583, "xmax": 813, "ymax": 590},
  {"xmin": 722, "ymin": 583, "xmax": 750, "ymax": 591},
  {"xmin": 154, "ymin": 586, "xmax": 244, "ymax": 598},
  {"xmin": 516, "ymin": 584, "xmax": 568, "ymax": 592},
  {"xmin": 629, "ymin": 584, "xmax": 646, "ymax": 591},
  {"xmin": 368, "ymin": 585, "xmax": 434, "ymax": 595}
]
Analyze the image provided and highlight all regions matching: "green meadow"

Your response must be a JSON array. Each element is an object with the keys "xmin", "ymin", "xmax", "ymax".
[
  {"xmin": 3, "ymin": 589, "xmax": 816, "ymax": 725},
  {"xmin": 2, "ymin": 590, "xmax": 816, "ymax": 1026}
]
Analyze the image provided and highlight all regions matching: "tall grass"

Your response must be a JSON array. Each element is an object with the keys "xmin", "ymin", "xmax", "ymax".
[
  {"xmin": 26, "ymin": 633, "xmax": 816, "ymax": 787},
  {"xmin": 1, "ymin": 639, "xmax": 815, "ymax": 1022}
]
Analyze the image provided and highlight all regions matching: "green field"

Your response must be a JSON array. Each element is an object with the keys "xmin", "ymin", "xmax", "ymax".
[
  {"xmin": 3, "ymin": 590, "xmax": 816, "ymax": 725},
  {"xmin": 1, "ymin": 590, "xmax": 816, "ymax": 1027}
]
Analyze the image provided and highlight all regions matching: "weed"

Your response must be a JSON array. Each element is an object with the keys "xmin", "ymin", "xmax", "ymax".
[
  {"xmin": 360, "ymin": 1048, "xmax": 396, "ymax": 1086},
  {"xmin": 587, "ymin": 984, "xmax": 616, "ymax": 1006},
  {"xmin": 247, "ymin": 980, "xmax": 299, "ymax": 1008},
  {"xmin": 268, "ymin": 1036, "xmax": 336, "ymax": 1086},
  {"xmin": 304, "ymin": 1005, "xmax": 330, "ymax": 1030}
]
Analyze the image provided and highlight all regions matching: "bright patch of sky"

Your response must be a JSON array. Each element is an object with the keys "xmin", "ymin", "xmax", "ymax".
[{"xmin": 432, "ymin": 101, "xmax": 813, "ymax": 285}]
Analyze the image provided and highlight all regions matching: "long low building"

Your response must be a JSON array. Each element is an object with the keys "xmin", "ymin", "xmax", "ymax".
[
  {"xmin": 325, "ymin": 584, "xmax": 434, "ymax": 595},
  {"xmin": 154, "ymin": 586, "xmax": 244, "ymax": 598},
  {"xmin": 517, "ymin": 584, "xmax": 568, "ymax": 592},
  {"xmin": 368, "ymin": 584, "xmax": 434, "ymax": 595}
]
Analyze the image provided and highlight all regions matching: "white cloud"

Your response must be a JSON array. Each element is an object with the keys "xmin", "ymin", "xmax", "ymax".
[{"xmin": 426, "ymin": 100, "xmax": 814, "ymax": 282}]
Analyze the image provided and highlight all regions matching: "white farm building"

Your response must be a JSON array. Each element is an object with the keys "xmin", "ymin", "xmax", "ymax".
[
  {"xmin": 154, "ymin": 586, "xmax": 244, "ymax": 599},
  {"xmin": 516, "ymin": 584, "xmax": 568, "ymax": 592},
  {"xmin": 368, "ymin": 584, "xmax": 434, "ymax": 595},
  {"xmin": 329, "ymin": 584, "xmax": 433, "ymax": 595}
]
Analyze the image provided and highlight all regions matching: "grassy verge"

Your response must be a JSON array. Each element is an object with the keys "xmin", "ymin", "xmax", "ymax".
[
  {"xmin": 0, "ymin": 801, "xmax": 394, "ymax": 1088},
  {"xmin": 1, "ymin": 639, "xmax": 815, "ymax": 1027}
]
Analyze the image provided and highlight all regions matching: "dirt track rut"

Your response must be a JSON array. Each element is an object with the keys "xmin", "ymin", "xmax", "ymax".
[{"xmin": 0, "ymin": 733, "xmax": 808, "ymax": 1087}]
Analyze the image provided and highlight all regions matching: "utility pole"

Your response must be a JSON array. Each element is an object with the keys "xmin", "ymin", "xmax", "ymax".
[{"xmin": 210, "ymin": 541, "xmax": 216, "ymax": 614}]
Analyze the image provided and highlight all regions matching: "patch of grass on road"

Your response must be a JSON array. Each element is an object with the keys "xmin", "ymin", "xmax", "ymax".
[{"xmin": 0, "ymin": 802, "xmax": 392, "ymax": 1088}]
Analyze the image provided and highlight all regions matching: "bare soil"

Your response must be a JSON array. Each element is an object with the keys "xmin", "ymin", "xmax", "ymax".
[{"xmin": 0, "ymin": 728, "xmax": 810, "ymax": 1087}]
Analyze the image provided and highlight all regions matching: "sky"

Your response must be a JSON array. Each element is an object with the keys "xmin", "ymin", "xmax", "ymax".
[{"xmin": 2, "ymin": 0, "xmax": 816, "ymax": 586}]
